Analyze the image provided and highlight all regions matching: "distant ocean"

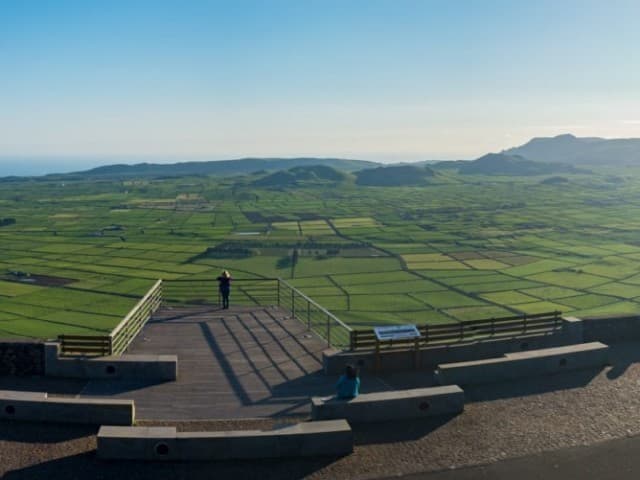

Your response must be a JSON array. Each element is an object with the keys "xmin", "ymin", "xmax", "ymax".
[
  {"xmin": 0, "ymin": 157, "xmax": 111, "ymax": 177},
  {"xmin": 0, "ymin": 156, "xmax": 186, "ymax": 177},
  {"xmin": 0, "ymin": 156, "xmax": 218, "ymax": 177}
]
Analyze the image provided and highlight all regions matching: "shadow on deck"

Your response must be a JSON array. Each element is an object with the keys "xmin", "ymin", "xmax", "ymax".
[{"xmin": 80, "ymin": 304, "xmax": 391, "ymax": 420}]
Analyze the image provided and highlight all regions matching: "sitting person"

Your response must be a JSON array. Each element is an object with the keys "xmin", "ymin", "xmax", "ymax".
[{"xmin": 336, "ymin": 364, "xmax": 360, "ymax": 399}]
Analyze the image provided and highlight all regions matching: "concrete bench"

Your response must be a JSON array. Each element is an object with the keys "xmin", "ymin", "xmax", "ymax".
[
  {"xmin": 436, "ymin": 341, "xmax": 609, "ymax": 385},
  {"xmin": 45, "ymin": 342, "xmax": 177, "ymax": 381},
  {"xmin": 97, "ymin": 420, "xmax": 352, "ymax": 460},
  {"xmin": 311, "ymin": 385, "xmax": 464, "ymax": 422},
  {"xmin": 0, "ymin": 389, "xmax": 134, "ymax": 425}
]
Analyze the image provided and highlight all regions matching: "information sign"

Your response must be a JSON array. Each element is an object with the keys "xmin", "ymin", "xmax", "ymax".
[{"xmin": 374, "ymin": 324, "xmax": 421, "ymax": 341}]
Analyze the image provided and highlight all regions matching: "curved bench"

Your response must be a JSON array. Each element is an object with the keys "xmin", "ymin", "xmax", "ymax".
[
  {"xmin": 0, "ymin": 389, "xmax": 134, "ymax": 425},
  {"xmin": 436, "ymin": 341, "xmax": 609, "ymax": 385},
  {"xmin": 311, "ymin": 385, "xmax": 464, "ymax": 422},
  {"xmin": 97, "ymin": 420, "xmax": 353, "ymax": 460}
]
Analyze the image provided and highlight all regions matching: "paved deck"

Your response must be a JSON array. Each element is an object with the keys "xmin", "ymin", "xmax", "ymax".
[
  {"xmin": 81, "ymin": 304, "xmax": 390, "ymax": 420},
  {"xmin": 5, "ymin": 321, "xmax": 640, "ymax": 478}
]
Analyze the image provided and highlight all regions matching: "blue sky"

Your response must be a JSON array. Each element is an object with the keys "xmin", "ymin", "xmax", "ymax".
[{"xmin": 1, "ymin": 0, "xmax": 639, "ymax": 168}]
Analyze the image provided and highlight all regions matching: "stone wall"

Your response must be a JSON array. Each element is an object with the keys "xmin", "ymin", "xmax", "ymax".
[
  {"xmin": 324, "ymin": 324, "xmax": 580, "ymax": 375},
  {"xmin": 0, "ymin": 340, "xmax": 45, "ymax": 376},
  {"xmin": 582, "ymin": 315, "xmax": 640, "ymax": 344}
]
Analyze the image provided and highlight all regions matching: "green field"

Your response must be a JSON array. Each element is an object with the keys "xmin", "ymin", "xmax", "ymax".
[{"xmin": 2, "ymin": 165, "xmax": 640, "ymax": 339}]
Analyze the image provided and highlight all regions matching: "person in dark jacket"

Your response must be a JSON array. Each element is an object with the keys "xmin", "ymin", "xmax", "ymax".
[
  {"xmin": 336, "ymin": 364, "xmax": 360, "ymax": 399},
  {"xmin": 216, "ymin": 270, "xmax": 232, "ymax": 309}
]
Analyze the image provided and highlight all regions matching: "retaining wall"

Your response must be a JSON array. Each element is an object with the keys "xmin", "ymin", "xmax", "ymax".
[
  {"xmin": 44, "ymin": 342, "xmax": 177, "ymax": 380},
  {"xmin": 435, "ymin": 342, "xmax": 609, "ymax": 385},
  {"xmin": 582, "ymin": 315, "xmax": 640, "ymax": 343},
  {"xmin": 324, "ymin": 318, "xmax": 583, "ymax": 374},
  {"xmin": 0, "ymin": 340, "xmax": 44, "ymax": 376},
  {"xmin": 97, "ymin": 420, "xmax": 353, "ymax": 460}
]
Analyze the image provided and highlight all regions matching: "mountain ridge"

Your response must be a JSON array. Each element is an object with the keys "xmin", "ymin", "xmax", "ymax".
[
  {"xmin": 78, "ymin": 157, "xmax": 378, "ymax": 178},
  {"xmin": 504, "ymin": 134, "xmax": 640, "ymax": 165},
  {"xmin": 457, "ymin": 152, "xmax": 585, "ymax": 176}
]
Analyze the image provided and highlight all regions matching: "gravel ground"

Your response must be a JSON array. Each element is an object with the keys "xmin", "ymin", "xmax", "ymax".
[{"xmin": 2, "ymin": 343, "xmax": 640, "ymax": 480}]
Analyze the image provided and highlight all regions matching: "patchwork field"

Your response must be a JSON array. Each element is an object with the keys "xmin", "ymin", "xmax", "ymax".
[{"xmin": 2, "ymin": 166, "xmax": 640, "ymax": 338}]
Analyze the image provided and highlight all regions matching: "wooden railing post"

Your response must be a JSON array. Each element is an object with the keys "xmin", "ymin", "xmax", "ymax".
[{"xmin": 307, "ymin": 301, "xmax": 311, "ymax": 330}]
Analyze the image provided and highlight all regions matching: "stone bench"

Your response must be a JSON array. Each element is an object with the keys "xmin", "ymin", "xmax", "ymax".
[
  {"xmin": 0, "ymin": 389, "xmax": 134, "ymax": 425},
  {"xmin": 97, "ymin": 420, "xmax": 352, "ymax": 460},
  {"xmin": 311, "ymin": 385, "xmax": 464, "ymax": 422},
  {"xmin": 436, "ymin": 341, "xmax": 609, "ymax": 385},
  {"xmin": 45, "ymin": 343, "xmax": 177, "ymax": 381}
]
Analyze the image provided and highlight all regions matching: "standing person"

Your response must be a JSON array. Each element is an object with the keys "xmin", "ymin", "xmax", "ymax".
[
  {"xmin": 216, "ymin": 270, "xmax": 232, "ymax": 309},
  {"xmin": 336, "ymin": 364, "xmax": 360, "ymax": 399}
]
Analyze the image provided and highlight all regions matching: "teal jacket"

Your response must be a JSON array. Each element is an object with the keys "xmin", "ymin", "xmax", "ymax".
[{"xmin": 336, "ymin": 375, "xmax": 360, "ymax": 399}]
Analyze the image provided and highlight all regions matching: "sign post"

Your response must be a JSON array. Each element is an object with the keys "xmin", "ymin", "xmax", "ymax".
[{"xmin": 372, "ymin": 325, "xmax": 422, "ymax": 371}]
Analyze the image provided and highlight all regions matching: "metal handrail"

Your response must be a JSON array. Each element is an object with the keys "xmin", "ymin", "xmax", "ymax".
[
  {"xmin": 57, "ymin": 275, "xmax": 353, "ymax": 355},
  {"xmin": 278, "ymin": 278, "xmax": 353, "ymax": 332},
  {"xmin": 165, "ymin": 277, "xmax": 280, "ymax": 284},
  {"xmin": 162, "ymin": 277, "xmax": 351, "ymax": 348},
  {"xmin": 276, "ymin": 278, "xmax": 352, "ymax": 349}
]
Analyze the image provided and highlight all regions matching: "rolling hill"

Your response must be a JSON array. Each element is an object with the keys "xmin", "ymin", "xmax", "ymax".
[
  {"xmin": 457, "ymin": 153, "xmax": 585, "ymax": 176},
  {"xmin": 251, "ymin": 165, "xmax": 349, "ymax": 187},
  {"xmin": 355, "ymin": 165, "xmax": 437, "ymax": 186},
  {"xmin": 72, "ymin": 157, "xmax": 378, "ymax": 178}
]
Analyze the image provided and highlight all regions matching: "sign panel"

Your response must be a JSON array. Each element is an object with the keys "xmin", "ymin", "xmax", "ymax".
[{"xmin": 374, "ymin": 324, "xmax": 421, "ymax": 341}]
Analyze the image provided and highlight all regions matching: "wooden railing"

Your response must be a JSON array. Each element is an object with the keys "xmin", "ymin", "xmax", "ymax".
[
  {"xmin": 109, "ymin": 279, "xmax": 163, "ymax": 355},
  {"xmin": 58, "ymin": 334, "xmax": 111, "ymax": 356},
  {"xmin": 58, "ymin": 279, "xmax": 163, "ymax": 356},
  {"xmin": 349, "ymin": 311, "xmax": 563, "ymax": 351}
]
